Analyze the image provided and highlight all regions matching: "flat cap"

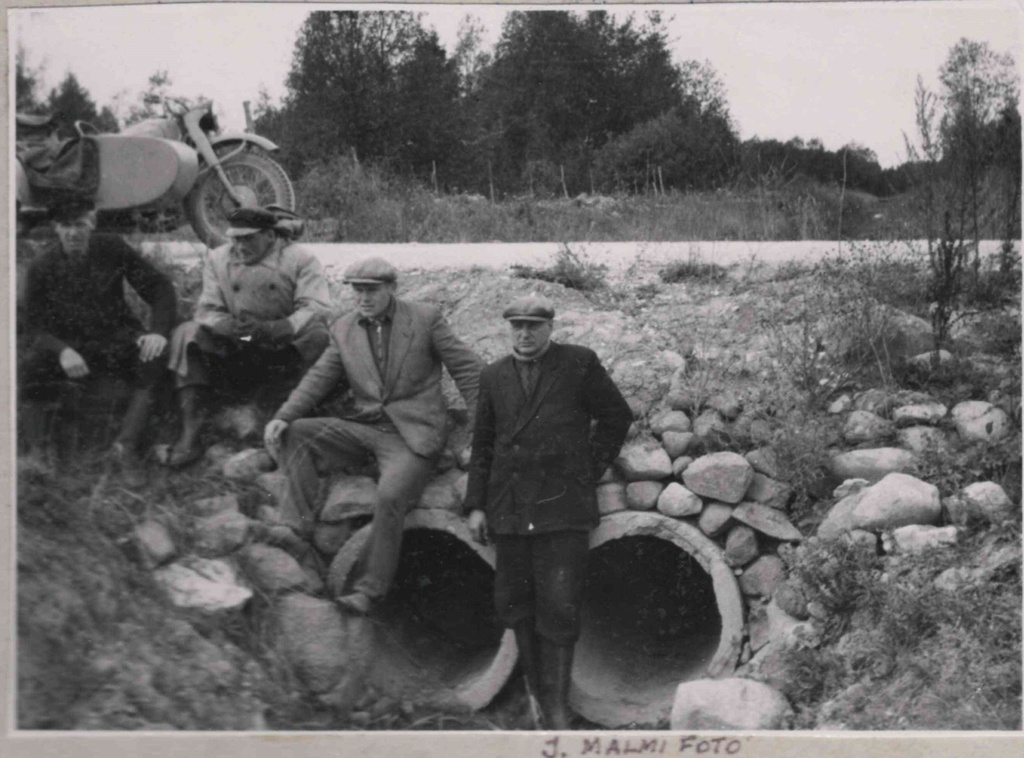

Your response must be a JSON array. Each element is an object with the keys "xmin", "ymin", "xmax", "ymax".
[
  {"xmin": 343, "ymin": 257, "xmax": 398, "ymax": 284},
  {"xmin": 503, "ymin": 294, "xmax": 555, "ymax": 322},
  {"xmin": 225, "ymin": 206, "xmax": 279, "ymax": 237}
]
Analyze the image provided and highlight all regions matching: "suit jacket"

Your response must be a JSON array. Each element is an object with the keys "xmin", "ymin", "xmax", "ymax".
[
  {"xmin": 464, "ymin": 342, "xmax": 632, "ymax": 535},
  {"xmin": 274, "ymin": 297, "xmax": 483, "ymax": 459}
]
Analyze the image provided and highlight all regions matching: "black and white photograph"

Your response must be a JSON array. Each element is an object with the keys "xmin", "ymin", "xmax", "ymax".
[{"xmin": 5, "ymin": 0, "xmax": 1023, "ymax": 752}]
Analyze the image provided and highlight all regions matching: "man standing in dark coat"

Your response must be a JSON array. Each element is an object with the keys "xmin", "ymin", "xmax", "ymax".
[
  {"xmin": 464, "ymin": 294, "xmax": 632, "ymax": 729},
  {"xmin": 19, "ymin": 198, "xmax": 177, "ymax": 483}
]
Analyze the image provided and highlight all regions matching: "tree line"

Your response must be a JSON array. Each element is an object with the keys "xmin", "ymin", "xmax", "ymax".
[{"xmin": 15, "ymin": 11, "xmax": 1021, "ymax": 211}]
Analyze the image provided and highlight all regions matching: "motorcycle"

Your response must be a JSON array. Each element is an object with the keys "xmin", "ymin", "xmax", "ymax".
[{"xmin": 16, "ymin": 97, "xmax": 295, "ymax": 246}]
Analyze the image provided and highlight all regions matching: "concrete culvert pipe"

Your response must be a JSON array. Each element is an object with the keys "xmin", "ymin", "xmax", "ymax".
[
  {"xmin": 327, "ymin": 509, "xmax": 517, "ymax": 712},
  {"xmin": 574, "ymin": 511, "xmax": 744, "ymax": 728}
]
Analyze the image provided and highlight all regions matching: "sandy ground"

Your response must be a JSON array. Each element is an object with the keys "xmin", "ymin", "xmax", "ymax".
[{"xmin": 144, "ymin": 239, "xmax": 1016, "ymax": 279}]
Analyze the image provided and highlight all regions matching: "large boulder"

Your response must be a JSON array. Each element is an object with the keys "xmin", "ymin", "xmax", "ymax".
[
  {"xmin": 130, "ymin": 520, "xmax": 176, "ymax": 569},
  {"xmin": 656, "ymin": 483, "xmax": 702, "ymax": 517},
  {"xmin": 724, "ymin": 524, "xmax": 759, "ymax": 567},
  {"xmin": 650, "ymin": 410, "xmax": 691, "ymax": 437},
  {"xmin": 222, "ymin": 448, "xmax": 276, "ymax": 481},
  {"xmin": 897, "ymin": 426, "xmax": 952, "ymax": 456},
  {"xmin": 275, "ymin": 594, "xmax": 371, "ymax": 695},
  {"xmin": 597, "ymin": 482, "xmax": 628, "ymax": 515},
  {"xmin": 951, "ymin": 401, "xmax": 1011, "ymax": 443},
  {"xmin": 626, "ymin": 481, "xmax": 664, "ymax": 511},
  {"xmin": 818, "ymin": 472, "xmax": 940, "ymax": 540},
  {"xmin": 731, "ymin": 502, "xmax": 802, "ymax": 542},
  {"xmin": 691, "ymin": 409, "xmax": 731, "ymax": 451},
  {"xmin": 153, "ymin": 557, "xmax": 252, "ymax": 613},
  {"xmin": 322, "ymin": 475, "xmax": 377, "ymax": 521},
  {"xmin": 683, "ymin": 452, "xmax": 755, "ymax": 504},
  {"xmin": 882, "ymin": 525, "xmax": 958, "ymax": 555},
  {"xmin": 661, "ymin": 431, "xmax": 695, "ymax": 459},
  {"xmin": 828, "ymin": 447, "xmax": 917, "ymax": 484},
  {"xmin": 745, "ymin": 447, "xmax": 782, "ymax": 480},
  {"xmin": 739, "ymin": 555, "xmax": 786, "ymax": 598},
  {"xmin": 944, "ymin": 481, "xmax": 1015, "ymax": 525},
  {"xmin": 843, "ymin": 411, "xmax": 893, "ymax": 444},
  {"xmin": 417, "ymin": 469, "xmax": 466, "ymax": 511},
  {"xmin": 745, "ymin": 473, "xmax": 793, "ymax": 510},
  {"xmin": 698, "ymin": 503, "xmax": 734, "ymax": 538},
  {"xmin": 615, "ymin": 442, "xmax": 673, "ymax": 480},
  {"xmin": 193, "ymin": 510, "xmax": 252, "ymax": 557},
  {"xmin": 670, "ymin": 678, "xmax": 792, "ymax": 730},
  {"xmin": 892, "ymin": 403, "xmax": 947, "ymax": 428},
  {"xmin": 239, "ymin": 544, "xmax": 315, "ymax": 594}
]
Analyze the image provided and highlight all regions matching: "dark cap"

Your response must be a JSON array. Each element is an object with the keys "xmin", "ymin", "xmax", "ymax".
[
  {"xmin": 343, "ymin": 257, "xmax": 398, "ymax": 284},
  {"xmin": 225, "ymin": 206, "xmax": 279, "ymax": 237},
  {"xmin": 503, "ymin": 294, "xmax": 555, "ymax": 322}
]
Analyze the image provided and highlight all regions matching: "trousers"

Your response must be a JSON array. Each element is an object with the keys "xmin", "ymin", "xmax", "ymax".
[
  {"xmin": 493, "ymin": 530, "xmax": 590, "ymax": 645},
  {"xmin": 279, "ymin": 417, "xmax": 435, "ymax": 599}
]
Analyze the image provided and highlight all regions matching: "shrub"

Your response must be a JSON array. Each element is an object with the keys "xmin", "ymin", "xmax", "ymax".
[
  {"xmin": 658, "ymin": 257, "xmax": 728, "ymax": 284},
  {"xmin": 510, "ymin": 244, "xmax": 607, "ymax": 292}
]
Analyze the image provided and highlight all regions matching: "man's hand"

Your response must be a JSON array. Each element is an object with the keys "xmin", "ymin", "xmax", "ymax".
[
  {"xmin": 250, "ymin": 318, "xmax": 295, "ymax": 347},
  {"xmin": 137, "ymin": 333, "xmax": 168, "ymax": 362},
  {"xmin": 264, "ymin": 419, "xmax": 289, "ymax": 462},
  {"xmin": 468, "ymin": 509, "xmax": 489, "ymax": 545},
  {"xmin": 59, "ymin": 347, "xmax": 89, "ymax": 379}
]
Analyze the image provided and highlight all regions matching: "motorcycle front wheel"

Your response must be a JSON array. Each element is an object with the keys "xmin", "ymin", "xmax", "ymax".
[{"xmin": 184, "ymin": 145, "xmax": 295, "ymax": 247}]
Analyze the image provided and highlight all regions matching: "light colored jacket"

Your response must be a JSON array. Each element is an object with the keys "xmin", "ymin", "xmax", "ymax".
[
  {"xmin": 194, "ymin": 239, "xmax": 330, "ymax": 334},
  {"xmin": 274, "ymin": 298, "xmax": 483, "ymax": 459}
]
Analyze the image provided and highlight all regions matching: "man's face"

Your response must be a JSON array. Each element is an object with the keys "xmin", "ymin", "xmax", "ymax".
[
  {"xmin": 234, "ymin": 229, "xmax": 277, "ymax": 264},
  {"xmin": 352, "ymin": 282, "xmax": 396, "ymax": 319},
  {"xmin": 54, "ymin": 212, "xmax": 96, "ymax": 257},
  {"xmin": 510, "ymin": 319, "xmax": 553, "ymax": 357}
]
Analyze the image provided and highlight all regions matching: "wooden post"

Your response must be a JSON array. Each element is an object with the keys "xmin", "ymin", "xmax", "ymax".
[
  {"xmin": 560, "ymin": 165, "xmax": 569, "ymax": 199},
  {"xmin": 658, "ymin": 166, "xmax": 666, "ymax": 196},
  {"xmin": 488, "ymin": 160, "xmax": 495, "ymax": 203},
  {"xmin": 432, "ymin": 160, "xmax": 438, "ymax": 196},
  {"xmin": 242, "ymin": 101, "xmax": 253, "ymax": 131}
]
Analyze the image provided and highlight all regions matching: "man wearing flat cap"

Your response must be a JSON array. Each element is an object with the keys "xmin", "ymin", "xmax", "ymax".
[
  {"xmin": 264, "ymin": 256, "xmax": 484, "ymax": 614},
  {"xmin": 164, "ymin": 205, "xmax": 330, "ymax": 466},
  {"xmin": 464, "ymin": 294, "xmax": 632, "ymax": 729},
  {"xmin": 19, "ymin": 197, "xmax": 177, "ymax": 484}
]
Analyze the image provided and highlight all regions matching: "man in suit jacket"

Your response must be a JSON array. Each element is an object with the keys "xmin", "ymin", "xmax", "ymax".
[
  {"xmin": 264, "ymin": 257, "xmax": 483, "ymax": 614},
  {"xmin": 464, "ymin": 295, "xmax": 632, "ymax": 729}
]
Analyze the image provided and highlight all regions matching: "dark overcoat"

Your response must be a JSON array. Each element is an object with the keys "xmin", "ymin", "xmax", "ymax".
[{"xmin": 464, "ymin": 342, "xmax": 632, "ymax": 535}]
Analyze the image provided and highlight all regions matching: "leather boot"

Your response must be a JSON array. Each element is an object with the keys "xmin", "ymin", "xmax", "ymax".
[
  {"xmin": 540, "ymin": 639, "xmax": 576, "ymax": 730},
  {"xmin": 514, "ymin": 619, "xmax": 544, "ymax": 728},
  {"xmin": 111, "ymin": 388, "xmax": 153, "ymax": 487},
  {"xmin": 168, "ymin": 385, "xmax": 207, "ymax": 467}
]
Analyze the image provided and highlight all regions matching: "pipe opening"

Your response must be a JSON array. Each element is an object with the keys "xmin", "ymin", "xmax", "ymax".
[
  {"xmin": 573, "ymin": 512, "xmax": 743, "ymax": 728},
  {"xmin": 328, "ymin": 510, "xmax": 517, "ymax": 711},
  {"xmin": 372, "ymin": 528, "xmax": 504, "ymax": 699},
  {"xmin": 577, "ymin": 536, "xmax": 721, "ymax": 725}
]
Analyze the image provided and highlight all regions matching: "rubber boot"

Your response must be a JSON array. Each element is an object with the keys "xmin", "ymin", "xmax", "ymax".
[
  {"xmin": 20, "ymin": 400, "xmax": 58, "ymax": 472},
  {"xmin": 540, "ymin": 639, "xmax": 576, "ymax": 730},
  {"xmin": 111, "ymin": 388, "xmax": 153, "ymax": 487},
  {"xmin": 514, "ymin": 619, "xmax": 544, "ymax": 729},
  {"xmin": 168, "ymin": 385, "xmax": 207, "ymax": 467}
]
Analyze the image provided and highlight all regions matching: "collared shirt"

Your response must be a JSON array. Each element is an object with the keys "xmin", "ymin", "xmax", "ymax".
[
  {"xmin": 358, "ymin": 296, "xmax": 396, "ymax": 378},
  {"xmin": 511, "ymin": 340, "xmax": 553, "ymax": 397}
]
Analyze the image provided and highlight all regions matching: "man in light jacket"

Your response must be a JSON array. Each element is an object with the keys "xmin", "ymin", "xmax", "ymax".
[
  {"xmin": 264, "ymin": 257, "xmax": 483, "ymax": 615},
  {"xmin": 464, "ymin": 294, "xmax": 632, "ymax": 729},
  {"xmin": 165, "ymin": 206, "xmax": 330, "ymax": 467}
]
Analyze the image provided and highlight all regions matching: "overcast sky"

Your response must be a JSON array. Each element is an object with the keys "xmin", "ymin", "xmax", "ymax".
[{"xmin": 12, "ymin": 1, "xmax": 1023, "ymax": 168}]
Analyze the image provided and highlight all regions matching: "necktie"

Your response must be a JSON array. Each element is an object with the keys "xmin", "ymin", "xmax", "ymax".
[
  {"xmin": 370, "ymin": 318, "xmax": 386, "ymax": 373},
  {"xmin": 523, "ymin": 360, "xmax": 539, "ymax": 395}
]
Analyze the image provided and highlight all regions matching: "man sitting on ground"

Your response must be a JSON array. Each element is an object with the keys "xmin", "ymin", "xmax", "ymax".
[
  {"xmin": 165, "ymin": 206, "xmax": 330, "ymax": 467},
  {"xmin": 19, "ymin": 197, "xmax": 177, "ymax": 484},
  {"xmin": 263, "ymin": 257, "xmax": 483, "ymax": 615}
]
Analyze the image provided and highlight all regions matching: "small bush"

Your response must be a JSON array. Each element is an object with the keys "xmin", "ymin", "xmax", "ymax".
[
  {"xmin": 510, "ymin": 245, "xmax": 607, "ymax": 292},
  {"xmin": 658, "ymin": 258, "xmax": 728, "ymax": 283}
]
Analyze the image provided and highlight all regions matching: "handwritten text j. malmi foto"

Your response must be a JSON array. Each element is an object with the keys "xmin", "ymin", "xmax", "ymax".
[{"xmin": 540, "ymin": 735, "xmax": 748, "ymax": 758}]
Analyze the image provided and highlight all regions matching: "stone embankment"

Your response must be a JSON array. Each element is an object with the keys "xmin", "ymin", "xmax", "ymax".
[{"xmin": 123, "ymin": 265, "xmax": 1018, "ymax": 729}]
